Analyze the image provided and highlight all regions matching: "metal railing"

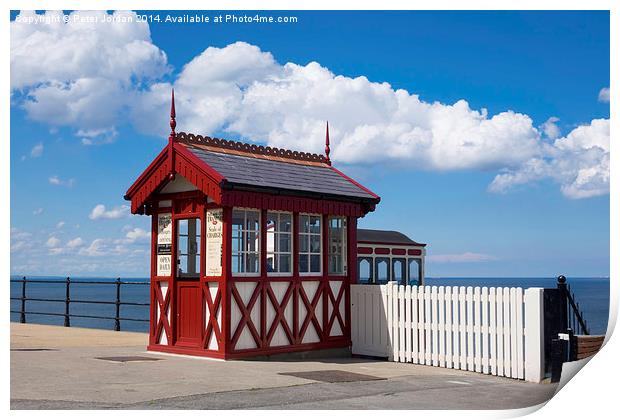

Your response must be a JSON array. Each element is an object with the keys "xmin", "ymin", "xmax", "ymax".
[
  {"xmin": 10, "ymin": 277, "xmax": 149, "ymax": 331},
  {"xmin": 557, "ymin": 275, "xmax": 590, "ymax": 335}
]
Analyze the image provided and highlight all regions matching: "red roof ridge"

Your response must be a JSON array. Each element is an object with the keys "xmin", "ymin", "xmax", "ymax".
[{"xmin": 176, "ymin": 132, "xmax": 328, "ymax": 165}]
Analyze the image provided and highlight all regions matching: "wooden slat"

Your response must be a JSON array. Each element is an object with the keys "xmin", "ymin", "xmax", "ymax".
[
  {"xmin": 459, "ymin": 287, "xmax": 467, "ymax": 369},
  {"xmin": 431, "ymin": 286, "xmax": 439, "ymax": 366},
  {"xmin": 466, "ymin": 287, "xmax": 474, "ymax": 371},
  {"xmin": 496, "ymin": 287, "xmax": 504, "ymax": 377},
  {"xmin": 481, "ymin": 287, "xmax": 489, "ymax": 374},
  {"xmin": 424, "ymin": 286, "xmax": 432, "ymax": 365},
  {"xmin": 438, "ymin": 286, "xmax": 446, "ymax": 367},
  {"xmin": 398, "ymin": 285, "xmax": 405, "ymax": 362},
  {"xmin": 515, "ymin": 288, "xmax": 525, "ymax": 379},
  {"xmin": 474, "ymin": 287, "xmax": 482, "ymax": 373},
  {"xmin": 445, "ymin": 286, "xmax": 453, "ymax": 369},
  {"xmin": 412, "ymin": 286, "xmax": 419, "ymax": 364},
  {"xmin": 405, "ymin": 285, "xmax": 412, "ymax": 363},
  {"xmin": 503, "ymin": 287, "xmax": 511, "ymax": 377}
]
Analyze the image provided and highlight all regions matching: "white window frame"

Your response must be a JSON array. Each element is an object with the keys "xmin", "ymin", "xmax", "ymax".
[
  {"xmin": 266, "ymin": 211, "xmax": 293, "ymax": 276},
  {"xmin": 298, "ymin": 213, "xmax": 322, "ymax": 276},
  {"xmin": 231, "ymin": 207, "xmax": 261, "ymax": 277},
  {"xmin": 327, "ymin": 216, "xmax": 347, "ymax": 275}
]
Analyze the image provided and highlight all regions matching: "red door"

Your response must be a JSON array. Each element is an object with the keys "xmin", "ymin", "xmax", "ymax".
[
  {"xmin": 174, "ymin": 218, "xmax": 202, "ymax": 347},
  {"xmin": 176, "ymin": 281, "xmax": 202, "ymax": 346}
]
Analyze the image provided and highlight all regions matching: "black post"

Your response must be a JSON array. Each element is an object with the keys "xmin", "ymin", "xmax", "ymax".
[
  {"xmin": 64, "ymin": 276, "xmax": 71, "ymax": 327},
  {"xmin": 114, "ymin": 278, "xmax": 121, "ymax": 331},
  {"xmin": 20, "ymin": 276, "xmax": 27, "ymax": 323},
  {"xmin": 567, "ymin": 328, "xmax": 575, "ymax": 361},
  {"xmin": 557, "ymin": 275, "xmax": 568, "ymax": 333}
]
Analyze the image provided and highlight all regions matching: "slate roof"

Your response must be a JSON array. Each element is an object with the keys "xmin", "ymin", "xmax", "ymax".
[
  {"xmin": 177, "ymin": 133, "xmax": 379, "ymax": 203},
  {"xmin": 357, "ymin": 229, "xmax": 426, "ymax": 246}
]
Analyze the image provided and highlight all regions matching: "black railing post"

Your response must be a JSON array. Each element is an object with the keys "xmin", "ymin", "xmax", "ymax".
[
  {"xmin": 64, "ymin": 276, "xmax": 71, "ymax": 327},
  {"xmin": 557, "ymin": 275, "xmax": 568, "ymax": 333},
  {"xmin": 114, "ymin": 277, "xmax": 121, "ymax": 331},
  {"xmin": 20, "ymin": 276, "xmax": 27, "ymax": 323}
]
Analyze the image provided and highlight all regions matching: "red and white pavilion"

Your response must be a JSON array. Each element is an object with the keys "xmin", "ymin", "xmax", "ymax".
[{"xmin": 125, "ymin": 91, "xmax": 425, "ymax": 359}]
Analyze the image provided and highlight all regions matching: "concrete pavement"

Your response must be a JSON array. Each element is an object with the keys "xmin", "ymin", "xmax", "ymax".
[{"xmin": 10, "ymin": 323, "xmax": 558, "ymax": 409}]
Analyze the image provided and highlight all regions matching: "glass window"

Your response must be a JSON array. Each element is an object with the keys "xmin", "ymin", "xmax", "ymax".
[
  {"xmin": 358, "ymin": 257, "xmax": 373, "ymax": 284},
  {"xmin": 231, "ymin": 209, "xmax": 260, "ymax": 275},
  {"xmin": 328, "ymin": 217, "xmax": 347, "ymax": 275},
  {"xmin": 176, "ymin": 218, "xmax": 201, "ymax": 278},
  {"xmin": 393, "ymin": 258, "xmax": 406, "ymax": 285},
  {"xmin": 375, "ymin": 257, "xmax": 390, "ymax": 284},
  {"xmin": 408, "ymin": 258, "xmax": 421, "ymax": 286},
  {"xmin": 299, "ymin": 214, "xmax": 321, "ymax": 274},
  {"xmin": 266, "ymin": 212, "xmax": 292, "ymax": 274}
]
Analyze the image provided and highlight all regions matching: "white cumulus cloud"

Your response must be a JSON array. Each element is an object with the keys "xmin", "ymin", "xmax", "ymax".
[
  {"xmin": 89, "ymin": 204, "xmax": 130, "ymax": 220},
  {"xmin": 10, "ymin": 10, "xmax": 169, "ymax": 135},
  {"xmin": 489, "ymin": 118, "xmax": 609, "ymax": 199},
  {"xmin": 125, "ymin": 228, "xmax": 150, "ymax": 243},
  {"xmin": 10, "ymin": 18, "xmax": 610, "ymax": 199},
  {"xmin": 598, "ymin": 87, "xmax": 610, "ymax": 103},
  {"xmin": 66, "ymin": 237, "xmax": 84, "ymax": 248},
  {"xmin": 46, "ymin": 236, "xmax": 60, "ymax": 247}
]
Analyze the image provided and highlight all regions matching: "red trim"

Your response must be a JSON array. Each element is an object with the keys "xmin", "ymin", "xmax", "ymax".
[
  {"xmin": 357, "ymin": 240, "xmax": 427, "ymax": 247},
  {"xmin": 328, "ymin": 165, "xmax": 380, "ymax": 200},
  {"xmin": 374, "ymin": 248, "xmax": 390, "ymax": 255},
  {"xmin": 125, "ymin": 147, "xmax": 169, "ymax": 199},
  {"xmin": 392, "ymin": 248, "xmax": 406, "ymax": 255},
  {"xmin": 221, "ymin": 190, "xmax": 366, "ymax": 217},
  {"xmin": 357, "ymin": 247, "xmax": 373, "ymax": 254},
  {"xmin": 408, "ymin": 249, "xmax": 423, "ymax": 256}
]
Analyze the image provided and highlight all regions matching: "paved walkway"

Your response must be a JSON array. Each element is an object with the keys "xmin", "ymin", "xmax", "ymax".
[{"xmin": 10, "ymin": 323, "xmax": 558, "ymax": 409}]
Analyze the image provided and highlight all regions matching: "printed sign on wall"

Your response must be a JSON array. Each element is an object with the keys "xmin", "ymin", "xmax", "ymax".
[
  {"xmin": 205, "ymin": 208, "xmax": 223, "ymax": 276},
  {"xmin": 157, "ymin": 213, "xmax": 172, "ymax": 276}
]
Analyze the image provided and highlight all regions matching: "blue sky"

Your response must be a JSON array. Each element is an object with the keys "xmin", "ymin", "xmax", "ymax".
[{"xmin": 10, "ymin": 10, "xmax": 610, "ymax": 277}]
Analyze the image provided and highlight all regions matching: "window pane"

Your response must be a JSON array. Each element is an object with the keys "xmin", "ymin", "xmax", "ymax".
[
  {"xmin": 232, "ymin": 210, "xmax": 244, "ymax": 228},
  {"xmin": 279, "ymin": 234, "xmax": 291, "ymax": 253},
  {"xmin": 232, "ymin": 253, "xmax": 244, "ymax": 274},
  {"xmin": 300, "ymin": 215, "xmax": 309, "ymax": 233},
  {"xmin": 266, "ymin": 230, "xmax": 275, "ymax": 254},
  {"xmin": 408, "ymin": 259, "xmax": 421, "ymax": 286},
  {"xmin": 358, "ymin": 258, "xmax": 372, "ymax": 283},
  {"xmin": 178, "ymin": 219, "xmax": 188, "ymax": 235},
  {"xmin": 177, "ymin": 255, "xmax": 188, "ymax": 276},
  {"xmin": 376, "ymin": 258, "xmax": 389, "ymax": 284},
  {"xmin": 309, "ymin": 216, "xmax": 321, "ymax": 234},
  {"xmin": 393, "ymin": 259, "xmax": 405, "ymax": 284},
  {"xmin": 246, "ymin": 211, "xmax": 260, "ymax": 231},
  {"xmin": 279, "ymin": 214, "xmax": 292, "ymax": 232},
  {"xmin": 246, "ymin": 231, "xmax": 258, "ymax": 252},
  {"xmin": 266, "ymin": 254, "xmax": 275, "ymax": 272},
  {"xmin": 232, "ymin": 234, "xmax": 242, "ymax": 254},
  {"xmin": 246, "ymin": 253, "xmax": 259, "ymax": 273},
  {"xmin": 299, "ymin": 254, "xmax": 309, "ymax": 273},
  {"xmin": 279, "ymin": 255, "xmax": 291, "ymax": 273},
  {"xmin": 299, "ymin": 234, "xmax": 309, "ymax": 253},
  {"xmin": 310, "ymin": 235, "xmax": 321, "ymax": 253},
  {"xmin": 310, "ymin": 255, "xmax": 321, "ymax": 273},
  {"xmin": 178, "ymin": 235, "xmax": 188, "ymax": 255}
]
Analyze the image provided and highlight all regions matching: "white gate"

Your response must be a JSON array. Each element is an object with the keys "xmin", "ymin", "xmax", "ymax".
[{"xmin": 350, "ymin": 283, "xmax": 545, "ymax": 382}]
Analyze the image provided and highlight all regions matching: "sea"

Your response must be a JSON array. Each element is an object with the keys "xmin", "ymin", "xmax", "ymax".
[{"xmin": 9, "ymin": 276, "xmax": 611, "ymax": 335}]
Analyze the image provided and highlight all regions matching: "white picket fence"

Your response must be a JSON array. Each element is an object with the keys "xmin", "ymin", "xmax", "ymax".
[{"xmin": 351, "ymin": 283, "xmax": 545, "ymax": 382}]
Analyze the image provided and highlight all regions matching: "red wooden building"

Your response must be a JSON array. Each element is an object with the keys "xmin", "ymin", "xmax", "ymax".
[{"xmin": 125, "ymin": 92, "xmax": 388, "ymax": 359}]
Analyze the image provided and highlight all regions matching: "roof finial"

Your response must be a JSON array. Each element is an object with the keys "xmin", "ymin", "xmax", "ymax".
[
  {"xmin": 324, "ymin": 121, "xmax": 331, "ymax": 166},
  {"xmin": 169, "ymin": 88, "xmax": 176, "ymax": 138}
]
